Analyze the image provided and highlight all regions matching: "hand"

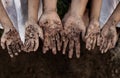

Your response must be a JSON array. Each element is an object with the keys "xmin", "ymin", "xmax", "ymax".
[
  {"xmin": 23, "ymin": 19, "xmax": 43, "ymax": 52},
  {"xmin": 61, "ymin": 14, "xmax": 86, "ymax": 58},
  {"xmin": 39, "ymin": 11, "xmax": 62, "ymax": 54},
  {"xmin": 85, "ymin": 20, "xmax": 100, "ymax": 50},
  {"xmin": 1, "ymin": 27, "xmax": 23, "ymax": 58},
  {"xmin": 100, "ymin": 25, "xmax": 118, "ymax": 53}
]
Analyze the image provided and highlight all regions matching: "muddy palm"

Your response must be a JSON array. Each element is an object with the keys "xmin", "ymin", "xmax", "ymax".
[
  {"xmin": 23, "ymin": 0, "xmax": 43, "ymax": 52},
  {"xmin": 39, "ymin": 0, "xmax": 62, "ymax": 54},
  {"xmin": 39, "ymin": 11, "xmax": 62, "ymax": 54},
  {"xmin": 61, "ymin": 0, "xmax": 88, "ymax": 58},
  {"xmin": 99, "ymin": 2, "xmax": 120, "ymax": 53},
  {"xmin": 61, "ymin": 13, "xmax": 86, "ymax": 58},
  {"xmin": 0, "ymin": 0, "xmax": 23, "ymax": 58},
  {"xmin": 85, "ymin": 0, "xmax": 102, "ymax": 50}
]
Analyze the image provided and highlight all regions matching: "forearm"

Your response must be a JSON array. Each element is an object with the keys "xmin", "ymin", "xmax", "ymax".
[
  {"xmin": 43, "ymin": 0, "xmax": 57, "ymax": 12},
  {"xmin": 28, "ymin": 0, "xmax": 40, "ymax": 22},
  {"xmin": 106, "ymin": 3, "xmax": 120, "ymax": 26},
  {"xmin": 70, "ymin": 0, "xmax": 88, "ymax": 16},
  {"xmin": 0, "ymin": 0, "xmax": 13, "ymax": 29},
  {"xmin": 90, "ymin": 0, "xmax": 102, "ymax": 21}
]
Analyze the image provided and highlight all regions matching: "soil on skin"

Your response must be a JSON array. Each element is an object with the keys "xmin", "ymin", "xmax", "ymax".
[
  {"xmin": 0, "ymin": 39, "xmax": 120, "ymax": 78},
  {"xmin": 0, "ymin": 0, "xmax": 120, "ymax": 78}
]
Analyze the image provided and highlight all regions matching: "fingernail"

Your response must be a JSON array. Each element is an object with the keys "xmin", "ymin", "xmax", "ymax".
[
  {"xmin": 10, "ymin": 55, "xmax": 14, "ymax": 58},
  {"xmin": 69, "ymin": 56, "xmax": 72, "ymax": 59},
  {"xmin": 15, "ymin": 53, "xmax": 18, "ymax": 56},
  {"xmin": 18, "ymin": 50, "xmax": 21, "ymax": 52},
  {"xmin": 76, "ymin": 55, "xmax": 80, "ymax": 58},
  {"xmin": 63, "ymin": 51, "xmax": 65, "ymax": 55}
]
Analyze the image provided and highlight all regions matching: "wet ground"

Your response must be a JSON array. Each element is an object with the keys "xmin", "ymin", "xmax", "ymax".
[{"xmin": 0, "ymin": 38, "xmax": 120, "ymax": 78}]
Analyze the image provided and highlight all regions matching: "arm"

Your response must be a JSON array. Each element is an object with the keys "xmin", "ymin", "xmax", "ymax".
[
  {"xmin": 70, "ymin": 0, "xmax": 88, "ymax": 16},
  {"xmin": 28, "ymin": 0, "xmax": 40, "ymax": 22},
  {"xmin": 90, "ymin": 0, "xmax": 102, "ymax": 21},
  {"xmin": 0, "ymin": 0, "xmax": 13, "ymax": 29},
  {"xmin": 105, "ymin": 3, "xmax": 120, "ymax": 26},
  {"xmin": 43, "ymin": 0, "xmax": 57, "ymax": 13}
]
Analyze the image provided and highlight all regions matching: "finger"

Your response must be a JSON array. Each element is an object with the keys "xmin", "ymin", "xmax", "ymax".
[
  {"xmin": 51, "ymin": 37, "xmax": 57, "ymax": 55},
  {"xmin": 68, "ymin": 40, "xmax": 74, "ymax": 59},
  {"xmin": 82, "ymin": 29, "xmax": 86, "ymax": 40},
  {"xmin": 75, "ymin": 38, "xmax": 80, "ymax": 58},
  {"xmin": 86, "ymin": 38, "xmax": 91, "ymax": 50},
  {"xmin": 111, "ymin": 35, "xmax": 118, "ymax": 48},
  {"xmin": 43, "ymin": 37, "xmax": 49, "ymax": 54},
  {"xmin": 16, "ymin": 43, "xmax": 21, "ymax": 53},
  {"xmin": 34, "ymin": 39, "xmax": 39, "ymax": 52},
  {"xmin": 92, "ymin": 35, "xmax": 97, "ymax": 50},
  {"xmin": 12, "ymin": 44, "xmax": 18, "ymax": 56},
  {"xmin": 7, "ymin": 45, "xmax": 14, "ymax": 58},
  {"xmin": 101, "ymin": 39, "xmax": 107, "ymax": 53},
  {"xmin": 24, "ymin": 40, "xmax": 31, "ymax": 52},
  {"xmin": 100, "ymin": 37, "xmax": 104, "ymax": 51},
  {"xmin": 56, "ymin": 33, "xmax": 62, "ymax": 51},
  {"xmin": 1, "ymin": 38, "xmax": 6, "ymax": 49},
  {"xmin": 63, "ymin": 39, "xmax": 69, "ymax": 55},
  {"xmin": 30, "ymin": 39, "xmax": 35, "ymax": 52},
  {"xmin": 85, "ymin": 30, "xmax": 93, "ymax": 40},
  {"xmin": 97, "ymin": 34, "xmax": 101, "ymax": 46},
  {"xmin": 104, "ymin": 40, "xmax": 111, "ymax": 53},
  {"xmin": 38, "ymin": 26, "xmax": 44, "ymax": 40}
]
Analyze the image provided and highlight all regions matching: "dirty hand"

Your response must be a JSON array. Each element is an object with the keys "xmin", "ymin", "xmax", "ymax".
[
  {"xmin": 100, "ymin": 25, "xmax": 118, "ymax": 53},
  {"xmin": 61, "ymin": 14, "xmax": 86, "ymax": 58},
  {"xmin": 23, "ymin": 19, "xmax": 43, "ymax": 52},
  {"xmin": 85, "ymin": 20, "xmax": 100, "ymax": 50},
  {"xmin": 1, "ymin": 27, "xmax": 23, "ymax": 58},
  {"xmin": 39, "ymin": 11, "xmax": 62, "ymax": 54}
]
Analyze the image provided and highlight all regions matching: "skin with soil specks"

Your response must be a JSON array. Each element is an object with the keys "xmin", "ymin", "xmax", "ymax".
[
  {"xmin": 0, "ymin": 0, "xmax": 120, "ymax": 78},
  {"xmin": 61, "ymin": 0, "xmax": 87, "ymax": 58},
  {"xmin": 99, "ymin": 3, "xmax": 120, "ymax": 53},
  {"xmin": 0, "ymin": 0, "xmax": 23, "ymax": 58},
  {"xmin": 39, "ymin": 0, "xmax": 62, "ymax": 54},
  {"xmin": 85, "ymin": 0, "xmax": 102, "ymax": 51},
  {"xmin": 23, "ymin": 0, "xmax": 43, "ymax": 52}
]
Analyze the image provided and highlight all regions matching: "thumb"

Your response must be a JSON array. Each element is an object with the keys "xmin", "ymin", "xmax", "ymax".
[
  {"xmin": 81, "ymin": 28, "xmax": 86, "ymax": 41},
  {"xmin": 1, "ymin": 36, "xmax": 6, "ymax": 49},
  {"xmin": 38, "ymin": 26, "xmax": 44, "ymax": 40}
]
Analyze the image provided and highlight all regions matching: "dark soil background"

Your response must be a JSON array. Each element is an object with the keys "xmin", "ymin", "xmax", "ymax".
[
  {"xmin": 0, "ymin": 0, "xmax": 120, "ymax": 78},
  {"xmin": 0, "ymin": 38, "xmax": 120, "ymax": 78}
]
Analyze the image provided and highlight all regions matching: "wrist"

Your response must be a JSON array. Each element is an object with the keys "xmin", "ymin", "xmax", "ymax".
[
  {"xmin": 69, "ymin": 7, "xmax": 84, "ymax": 17},
  {"xmin": 89, "ymin": 19, "xmax": 100, "ymax": 27},
  {"xmin": 69, "ymin": 10, "xmax": 83, "ymax": 18},
  {"xmin": 106, "ymin": 18, "xmax": 118, "ymax": 27},
  {"xmin": 4, "ymin": 26, "xmax": 15, "ymax": 32},
  {"xmin": 43, "ymin": 8, "xmax": 57, "ymax": 13},
  {"xmin": 2, "ymin": 23, "xmax": 13, "ymax": 30},
  {"xmin": 90, "ymin": 17, "xmax": 99, "ymax": 21}
]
